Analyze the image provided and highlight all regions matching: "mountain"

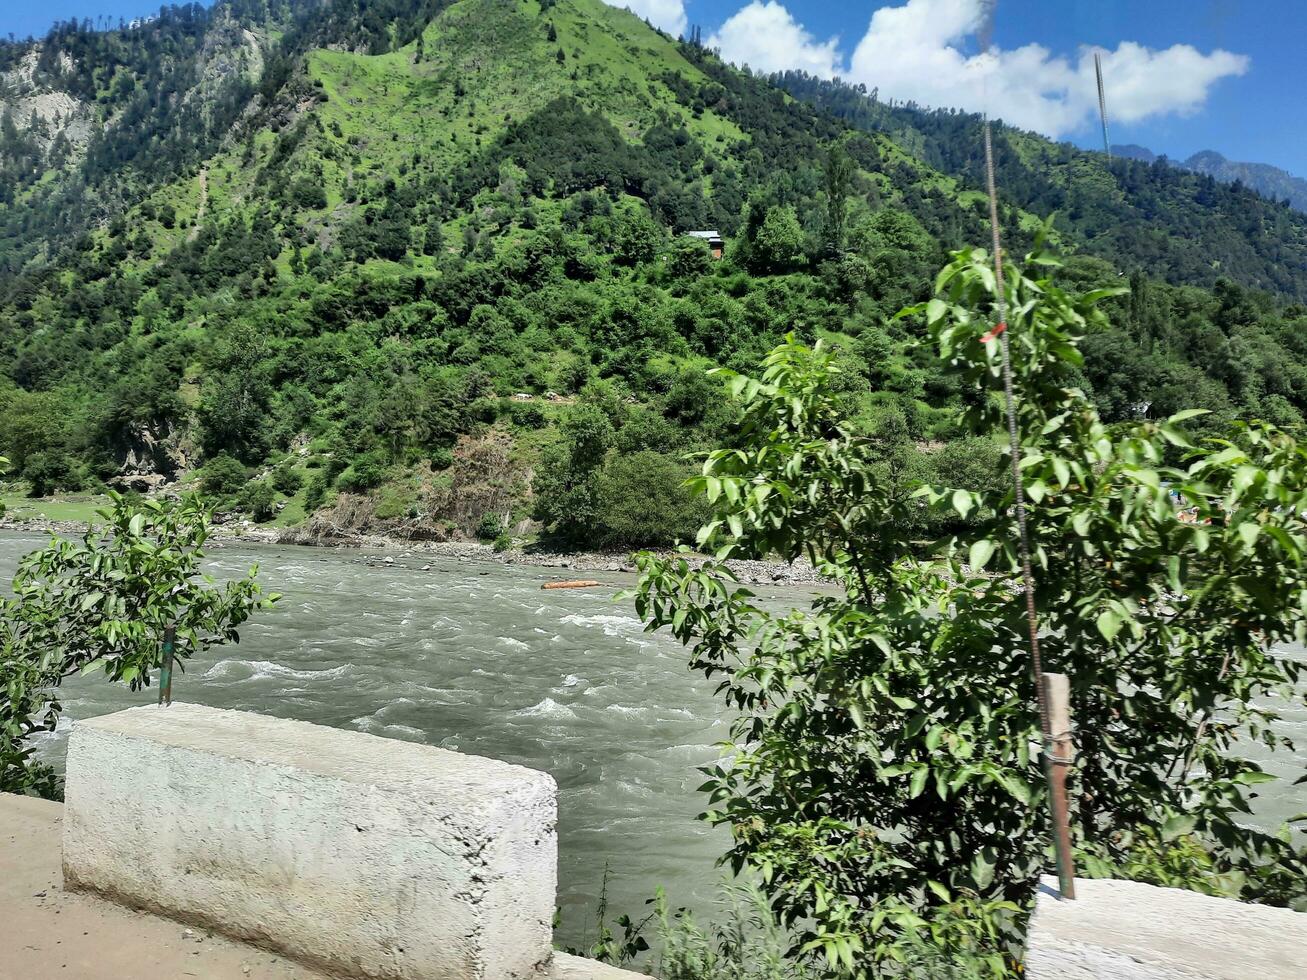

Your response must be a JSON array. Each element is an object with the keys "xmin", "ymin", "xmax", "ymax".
[
  {"xmin": 1182, "ymin": 149, "xmax": 1307, "ymax": 213},
  {"xmin": 1110, "ymin": 144, "xmax": 1156, "ymax": 164},
  {"xmin": 1108, "ymin": 144, "xmax": 1307, "ymax": 213},
  {"xmin": 1, "ymin": 0, "xmax": 1306, "ymax": 548}
]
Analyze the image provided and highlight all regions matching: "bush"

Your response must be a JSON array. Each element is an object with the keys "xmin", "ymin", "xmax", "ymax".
[
  {"xmin": 430, "ymin": 447, "xmax": 454, "ymax": 470},
  {"xmin": 303, "ymin": 472, "xmax": 329, "ymax": 512},
  {"xmin": 1, "ymin": 495, "xmax": 271, "ymax": 797},
  {"xmin": 271, "ymin": 464, "xmax": 303, "ymax": 495},
  {"xmin": 200, "ymin": 454, "xmax": 248, "ymax": 498},
  {"xmin": 22, "ymin": 452, "xmax": 80, "ymax": 497},
  {"xmin": 592, "ymin": 450, "xmax": 706, "ymax": 548},
  {"xmin": 476, "ymin": 512, "xmax": 503, "ymax": 540},
  {"xmin": 336, "ymin": 451, "xmax": 388, "ymax": 492},
  {"xmin": 492, "ymin": 533, "xmax": 513, "ymax": 552},
  {"xmin": 242, "ymin": 480, "xmax": 277, "ymax": 522}
]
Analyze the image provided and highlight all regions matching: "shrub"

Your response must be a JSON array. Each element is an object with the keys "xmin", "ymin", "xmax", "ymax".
[
  {"xmin": 271, "ymin": 464, "xmax": 303, "ymax": 495},
  {"xmin": 336, "ymin": 451, "xmax": 388, "ymax": 492},
  {"xmin": 1, "ymin": 495, "xmax": 272, "ymax": 797},
  {"xmin": 242, "ymin": 480, "xmax": 276, "ymax": 522},
  {"xmin": 476, "ymin": 512, "xmax": 503, "ymax": 540},
  {"xmin": 200, "ymin": 454, "xmax": 248, "ymax": 498},
  {"xmin": 593, "ymin": 450, "xmax": 706, "ymax": 548},
  {"xmin": 492, "ymin": 533, "xmax": 513, "ymax": 552},
  {"xmin": 303, "ymin": 472, "xmax": 329, "ymax": 512},
  {"xmin": 22, "ymin": 452, "xmax": 80, "ymax": 497}
]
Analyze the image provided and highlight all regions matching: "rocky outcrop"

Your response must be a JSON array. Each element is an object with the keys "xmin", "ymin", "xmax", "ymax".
[{"xmin": 104, "ymin": 420, "xmax": 190, "ymax": 494}]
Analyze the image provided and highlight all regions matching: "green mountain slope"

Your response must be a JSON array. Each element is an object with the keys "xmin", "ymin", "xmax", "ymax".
[{"xmin": 1, "ymin": 0, "xmax": 1306, "ymax": 548}]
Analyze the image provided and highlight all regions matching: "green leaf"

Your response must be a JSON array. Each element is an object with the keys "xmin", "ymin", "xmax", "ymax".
[
  {"xmin": 1237, "ymin": 522, "xmax": 1261, "ymax": 549},
  {"xmin": 952, "ymin": 489, "xmax": 973, "ymax": 519},
  {"xmin": 1161, "ymin": 812, "xmax": 1197, "ymax": 841},
  {"xmin": 968, "ymin": 538, "xmax": 996, "ymax": 572},
  {"xmin": 1096, "ymin": 609, "xmax": 1123, "ymax": 642},
  {"xmin": 909, "ymin": 766, "xmax": 929, "ymax": 798},
  {"xmin": 1234, "ymin": 770, "xmax": 1277, "ymax": 785}
]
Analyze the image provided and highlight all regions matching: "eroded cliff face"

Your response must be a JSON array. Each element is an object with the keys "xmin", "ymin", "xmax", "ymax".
[{"xmin": 0, "ymin": 49, "xmax": 97, "ymax": 161}]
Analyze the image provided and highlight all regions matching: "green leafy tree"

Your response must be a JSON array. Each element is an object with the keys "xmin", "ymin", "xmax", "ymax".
[
  {"xmin": 634, "ymin": 243, "xmax": 1307, "ymax": 976},
  {"xmin": 1, "ymin": 494, "xmax": 275, "ymax": 797},
  {"xmin": 532, "ymin": 404, "xmax": 615, "ymax": 542},
  {"xmin": 748, "ymin": 205, "xmax": 807, "ymax": 275}
]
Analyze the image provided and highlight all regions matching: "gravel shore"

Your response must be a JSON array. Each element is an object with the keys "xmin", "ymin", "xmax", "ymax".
[{"xmin": 0, "ymin": 517, "xmax": 828, "ymax": 588}]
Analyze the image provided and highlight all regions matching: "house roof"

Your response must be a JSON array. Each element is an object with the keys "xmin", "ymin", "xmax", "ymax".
[{"xmin": 685, "ymin": 230, "xmax": 722, "ymax": 240}]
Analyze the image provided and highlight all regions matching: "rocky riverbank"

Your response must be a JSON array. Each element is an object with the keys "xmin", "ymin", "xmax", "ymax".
[{"xmin": 0, "ymin": 515, "xmax": 827, "ymax": 588}]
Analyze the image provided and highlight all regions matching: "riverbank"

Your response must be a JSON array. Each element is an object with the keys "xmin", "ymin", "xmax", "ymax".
[{"xmin": 0, "ymin": 515, "xmax": 826, "ymax": 588}]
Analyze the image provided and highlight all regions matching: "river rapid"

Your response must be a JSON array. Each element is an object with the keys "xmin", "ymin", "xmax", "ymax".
[
  {"xmin": 7, "ymin": 533, "xmax": 1305, "ymax": 947},
  {"xmin": 9, "ymin": 534, "xmax": 746, "ymax": 947}
]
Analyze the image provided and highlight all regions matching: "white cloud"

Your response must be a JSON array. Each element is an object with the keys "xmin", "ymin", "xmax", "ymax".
[
  {"xmin": 702, "ymin": 0, "xmax": 1248, "ymax": 140},
  {"xmin": 707, "ymin": 1, "xmax": 842, "ymax": 78},
  {"xmin": 846, "ymin": 0, "xmax": 1248, "ymax": 137},
  {"xmin": 609, "ymin": 0, "xmax": 687, "ymax": 38}
]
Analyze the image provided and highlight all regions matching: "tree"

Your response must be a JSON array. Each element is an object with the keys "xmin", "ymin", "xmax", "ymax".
[
  {"xmin": 196, "ymin": 325, "xmax": 273, "ymax": 462},
  {"xmin": 822, "ymin": 144, "xmax": 854, "ymax": 256},
  {"xmin": 1, "ymin": 494, "xmax": 275, "ymax": 797},
  {"xmin": 634, "ymin": 243, "xmax": 1307, "ymax": 975},
  {"xmin": 749, "ymin": 205, "xmax": 806, "ymax": 275},
  {"xmin": 532, "ymin": 404, "xmax": 614, "ymax": 542},
  {"xmin": 592, "ymin": 450, "xmax": 706, "ymax": 548}
]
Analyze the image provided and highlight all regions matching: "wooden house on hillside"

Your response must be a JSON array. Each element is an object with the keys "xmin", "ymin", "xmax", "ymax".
[{"xmin": 685, "ymin": 230, "xmax": 724, "ymax": 259}]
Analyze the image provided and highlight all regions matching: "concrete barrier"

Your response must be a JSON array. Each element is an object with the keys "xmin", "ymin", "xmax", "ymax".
[
  {"xmin": 62, "ymin": 703, "xmax": 559, "ymax": 980},
  {"xmin": 1026, "ymin": 875, "xmax": 1307, "ymax": 979}
]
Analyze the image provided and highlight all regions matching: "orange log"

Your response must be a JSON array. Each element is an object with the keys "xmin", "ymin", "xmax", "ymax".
[{"xmin": 541, "ymin": 579, "xmax": 602, "ymax": 590}]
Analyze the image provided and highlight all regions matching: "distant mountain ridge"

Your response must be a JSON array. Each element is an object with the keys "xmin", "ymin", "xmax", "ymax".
[{"xmin": 1110, "ymin": 144, "xmax": 1307, "ymax": 213}]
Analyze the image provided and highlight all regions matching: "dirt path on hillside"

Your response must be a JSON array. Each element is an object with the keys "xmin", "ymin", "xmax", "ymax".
[{"xmin": 188, "ymin": 167, "xmax": 208, "ymax": 241}]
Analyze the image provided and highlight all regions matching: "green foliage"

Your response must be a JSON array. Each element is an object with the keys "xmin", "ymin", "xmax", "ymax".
[
  {"xmin": 4, "ymin": 0, "xmax": 1307, "ymax": 560},
  {"xmin": 271, "ymin": 463, "xmax": 303, "ymax": 495},
  {"xmin": 0, "ymin": 493, "xmax": 275, "ymax": 797},
  {"xmin": 200, "ymin": 453, "xmax": 249, "ymax": 498},
  {"xmin": 337, "ymin": 450, "xmax": 389, "ymax": 492},
  {"xmin": 242, "ymin": 479, "xmax": 277, "ymax": 522},
  {"xmin": 634, "ymin": 243, "xmax": 1307, "ymax": 975},
  {"xmin": 592, "ymin": 450, "xmax": 706, "ymax": 548},
  {"xmin": 476, "ymin": 512, "xmax": 503, "ymax": 540}
]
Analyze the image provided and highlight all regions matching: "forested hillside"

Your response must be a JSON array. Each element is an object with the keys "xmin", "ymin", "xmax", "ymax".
[{"xmin": 1, "ymin": 0, "xmax": 1306, "ymax": 549}]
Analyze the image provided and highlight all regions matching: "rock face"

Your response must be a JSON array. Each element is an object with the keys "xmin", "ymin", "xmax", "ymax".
[
  {"xmin": 104, "ymin": 419, "xmax": 189, "ymax": 493},
  {"xmin": 62, "ymin": 703, "xmax": 559, "ymax": 980},
  {"xmin": 1026, "ymin": 876, "xmax": 1307, "ymax": 979}
]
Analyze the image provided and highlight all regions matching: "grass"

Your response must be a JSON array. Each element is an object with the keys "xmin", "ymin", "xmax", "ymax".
[{"xmin": 1, "ymin": 493, "xmax": 112, "ymax": 525}]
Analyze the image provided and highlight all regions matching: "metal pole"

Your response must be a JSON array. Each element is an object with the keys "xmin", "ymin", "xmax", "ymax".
[
  {"xmin": 158, "ymin": 624, "xmax": 176, "ymax": 707},
  {"xmin": 1095, "ymin": 52, "xmax": 1111, "ymax": 161},
  {"xmin": 1042, "ymin": 672, "xmax": 1076, "ymax": 899}
]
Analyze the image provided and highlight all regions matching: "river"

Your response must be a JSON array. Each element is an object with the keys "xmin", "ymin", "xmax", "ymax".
[
  {"xmin": 7, "ymin": 532, "xmax": 1305, "ymax": 948},
  {"xmin": 9, "ymin": 534, "xmax": 749, "ymax": 947}
]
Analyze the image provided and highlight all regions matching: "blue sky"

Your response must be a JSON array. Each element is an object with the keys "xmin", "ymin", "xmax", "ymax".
[{"xmin": 4, "ymin": 0, "xmax": 1304, "ymax": 177}]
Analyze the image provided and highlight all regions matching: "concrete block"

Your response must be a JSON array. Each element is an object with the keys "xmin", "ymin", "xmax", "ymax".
[
  {"xmin": 1026, "ymin": 876, "xmax": 1307, "ymax": 980},
  {"xmin": 62, "ymin": 703, "xmax": 557, "ymax": 980}
]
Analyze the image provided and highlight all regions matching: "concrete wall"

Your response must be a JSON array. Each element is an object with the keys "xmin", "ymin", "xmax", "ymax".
[
  {"xmin": 1026, "ymin": 876, "xmax": 1307, "ymax": 980},
  {"xmin": 62, "ymin": 703, "xmax": 559, "ymax": 980}
]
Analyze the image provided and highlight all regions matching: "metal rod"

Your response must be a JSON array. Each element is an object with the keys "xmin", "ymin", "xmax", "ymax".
[
  {"xmin": 158, "ymin": 624, "xmax": 176, "ymax": 707},
  {"xmin": 984, "ymin": 110, "xmax": 1076, "ymax": 899},
  {"xmin": 1042, "ymin": 672, "xmax": 1077, "ymax": 899},
  {"xmin": 1095, "ymin": 52, "xmax": 1111, "ymax": 160}
]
